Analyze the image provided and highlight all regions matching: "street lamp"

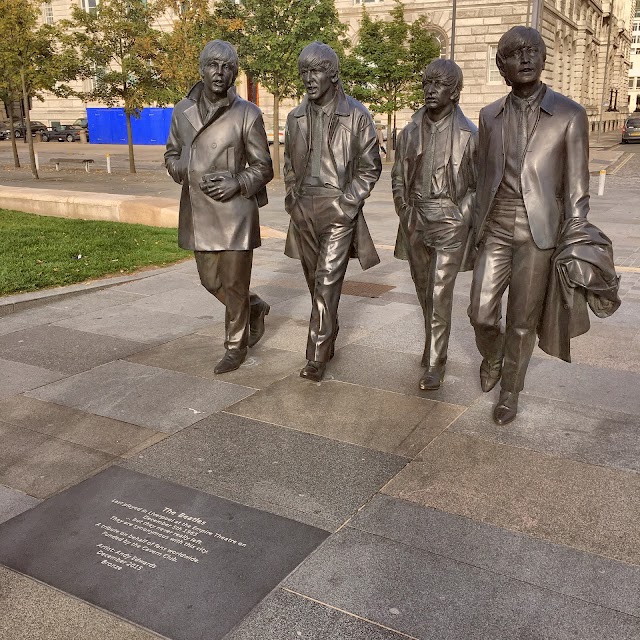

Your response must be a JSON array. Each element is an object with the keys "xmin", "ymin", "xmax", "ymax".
[{"xmin": 451, "ymin": 0, "xmax": 457, "ymax": 60}]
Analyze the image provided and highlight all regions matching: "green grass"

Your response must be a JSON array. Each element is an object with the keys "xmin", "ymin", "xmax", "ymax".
[{"xmin": 0, "ymin": 209, "xmax": 191, "ymax": 296}]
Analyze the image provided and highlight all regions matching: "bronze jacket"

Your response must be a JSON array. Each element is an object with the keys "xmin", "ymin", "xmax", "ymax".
[
  {"xmin": 165, "ymin": 83, "xmax": 273, "ymax": 251},
  {"xmin": 475, "ymin": 86, "xmax": 590, "ymax": 250},
  {"xmin": 392, "ymin": 105, "xmax": 478, "ymax": 269},
  {"xmin": 283, "ymin": 86, "xmax": 382, "ymax": 270}
]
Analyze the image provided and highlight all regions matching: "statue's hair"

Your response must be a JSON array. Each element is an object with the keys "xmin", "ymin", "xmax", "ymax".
[
  {"xmin": 199, "ymin": 40, "xmax": 239, "ymax": 79},
  {"xmin": 496, "ymin": 27, "xmax": 546, "ymax": 86},
  {"xmin": 422, "ymin": 59, "xmax": 464, "ymax": 104},
  {"xmin": 298, "ymin": 41, "xmax": 340, "ymax": 79}
]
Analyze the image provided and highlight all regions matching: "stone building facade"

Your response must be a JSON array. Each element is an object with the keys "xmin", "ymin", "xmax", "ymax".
[{"xmin": 23, "ymin": 0, "xmax": 635, "ymax": 134}]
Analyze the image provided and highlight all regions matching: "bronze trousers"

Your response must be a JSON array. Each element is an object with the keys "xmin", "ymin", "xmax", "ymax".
[
  {"xmin": 468, "ymin": 200, "xmax": 554, "ymax": 393},
  {"xmin": 291, "ymin": 193, "xmax": 356, "ymax": 363},
  {"xmin": 194, "ymin": 250, "xmax": 264, "ymax": 351},
  {"xmin": 402, "ymin": 199, "xmax": 468, "ymax": 368}
]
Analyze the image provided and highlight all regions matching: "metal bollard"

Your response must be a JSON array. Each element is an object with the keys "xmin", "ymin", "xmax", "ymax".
[
  {"xmin": 598, "ymin": 169, "xmax": 606, "ymax": 196},
  {"xmin": 106, "ymin": 153, "xmax": 111, "ymax": 174}
]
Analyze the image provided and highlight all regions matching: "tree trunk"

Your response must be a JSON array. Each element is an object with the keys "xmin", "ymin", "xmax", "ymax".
[
  {"xmin": 272, "ymin": 93, "xmax": 280, "ymax": 179},
  {"xmin": 20, "ymin": 68, "xmax": 38, "ymax": 179},
  {"xmin": 386, "ymin": 111, "xmax": 394, "ymax": 164},
  {"xmin": 7, "ymin": 99, "xmax": 20, "ymax": 168},
  {"xmin": 125, "ymin": 111, "xmax": 136, "ymax": 174}
]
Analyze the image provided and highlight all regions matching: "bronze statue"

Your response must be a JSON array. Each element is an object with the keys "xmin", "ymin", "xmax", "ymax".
[
  {"xmin": 392, "ymin": 59, "xmax": 477, "ymax": 391},
  {"xmin": 284, "ymin": 42, "xmax": 382, "ymax": 382},
  {"xmin": 165, "ymin": 40, "xmax": 273, "ymax": 374},
  {"xmin": 469, "ymin": 26, "xmax": 596, "ymax": 424}
]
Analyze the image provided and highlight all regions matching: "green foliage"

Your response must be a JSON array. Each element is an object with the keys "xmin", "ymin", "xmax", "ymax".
[
  {"xmin": 0, "ymin": 209, "xmax": 190, "ymax": 296},
  {"xmin": 342, "ymin": 1, "xmax": 440, "ymax": 117},
  {"xmin": 63, "ymin": 0, "xmax": 164, "ymax": 115},
  {"xmin": 220, "ymin": 0, "xmax": 347, "ymax": 101}
]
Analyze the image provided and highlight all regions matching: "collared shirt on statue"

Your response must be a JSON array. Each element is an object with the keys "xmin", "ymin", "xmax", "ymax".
[
  {"xmin": 198, "ymin": 90, "xmax": 231, "ymax": 125},
  {"xmin": 303, "ymin": 94, "xmax": 340, "ymax": 189},
  {"xmin": 412, "ymin": 111, "xmax": 453, "ymax": 200},
  {"xmin": 496, "ymin": 83, "xmax": 546, "ymax": 200}
]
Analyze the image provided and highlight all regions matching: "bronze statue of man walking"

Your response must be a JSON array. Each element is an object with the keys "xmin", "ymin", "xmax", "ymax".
[
  {"xmin": 392, "ymin": 59, "xmax": 477, "ymax": 391},
  {"xmin": 284, "ymin": 42, "xmax": 382, "ymax": 382},
  {"xmin": 469, "ymin": 27, "xmax": 591, "ymax": 424},
  {"xmin": 165, "ymin": 40, "xmax": 273, "ymax": 374}
]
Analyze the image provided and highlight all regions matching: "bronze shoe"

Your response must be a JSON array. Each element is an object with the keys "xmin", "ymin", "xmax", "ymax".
[
  {"xmin": 214, "ymin": 348, "xmax": 247, "ymax": 374},
  {"xmin": 480, "ymin": 358, "xmax": 502, "ymax": 392},
  {"xmin": 300, "ymin": 360, "xmax": 326, "ymax": 382},
  {"xmin": 493, "ymin": 390, "xmax": 519, "ymax": 425},
  {"xmin": 419, "ymin": 366, "xmax": 445, "ymax": 391},
  {"xmin": 248, "ymin": 301, "xmax": 270, "ymax": 348}
]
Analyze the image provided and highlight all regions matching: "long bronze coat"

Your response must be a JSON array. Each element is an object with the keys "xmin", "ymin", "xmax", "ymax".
[
  {"xmin": 283, "ymin": 87, "xmax": 382, "ymax": 270},
  {"xmin": 475, "ymin": 86, "xmax": 590, "ymax": 250},
  {"xmin": 391, "ymin": 104, "xmax": 478, "ymax": 269},
  {"xmin": 165, "ymin": 83, "xmax": 273, "ymax": 251}
]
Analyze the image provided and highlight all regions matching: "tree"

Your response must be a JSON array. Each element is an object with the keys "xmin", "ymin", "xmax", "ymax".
[
  {"xmin": 64, "ymin": 0, "xmax": 164, "ymax": 173},
  {"xmin": 216, "ymin": 0, "xmax": 347, "ymax": 179},
  {"xmin": 0, "ymin": 0, "xmax": 77, "ymax": 178},
  {"xmin": 342, "ymin": 1, "xmax": 439, "ymax": 161}
]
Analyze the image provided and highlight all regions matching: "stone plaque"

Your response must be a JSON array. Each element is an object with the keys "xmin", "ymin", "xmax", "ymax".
[{"xmin": 0, "ymin": 466, "xmax": 329, "ymax": 640}]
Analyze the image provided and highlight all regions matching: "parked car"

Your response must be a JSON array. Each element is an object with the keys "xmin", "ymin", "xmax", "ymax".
[
  {"xmin": 621, "ymin": 116, "xmax": 640, "ymax": 143},
  {"xmin": 73, "ymin": 117, "xmax": 88, "ymax": 128},
  {"xmin": 9, "ymin": 120, "xmax": 49, "ymax": 138},
  {"xmin": 43, "ymin": 124, "xmax": 89, "ymax": 142}
]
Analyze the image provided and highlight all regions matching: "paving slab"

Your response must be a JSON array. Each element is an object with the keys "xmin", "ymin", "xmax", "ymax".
[
  {"xmin": 0, "ymin": 395, "xmax": 159, "ymax": 456},
  {"xmin": 126, "ymin": 333, "xmax": 305, "ymax": 390},
  {"xmin": 121, "ymin": 411, "xmax": 407, "ymax": 531},
  {"xmin": 0, "ymin": 466, "xmax": 329, "ymax": 640},
  {"xmin": 285, "ymin": 528, "xmax": 640, "ymax": 640},
  {"xmin": 227, "ymin": 588, "xmax": 408, "ymax": 640},
  {"xmin": 27, "ymin": 360, "xmax": 255, "ymax": 433},
  {"xmin": 383, "ymin": 432, "xmax": 640, "ymax": 565},
  {"xmin": 449, "ymin": 393, "xmax": 640, "ymax": 472},
  {"xmin": 0, "ymin": 566, "xmax": 159, "ymax": 640},
  {"xmin": 0, "ymin": 358, "xmax": 65, "ymax": 399},
  {"xmin": 0, "ymin": 325, "xmax": 147, "ymax": 374},
  {"xmin": 226, "ymin": 374, "xmax": 465, "ymax": 457},
  {"xmin": 0, "ymin": 485, "xmax": 41, "ymax": 525},
  {"xmin": 330, "ymin": 343, "xmax": 483, "ymax": 407},
  {"xmin": 128, "ymin": 286, "xmax": 228, "ymax": 320},
  {"xmin": 112, "ymin": 271, "xmax": 197, "ymax": 296},
  {"xmin": 0, "ymin": 420, "xmax": 113, "ymax": 498},
  {"xmin": 522, "ymin": 357, "xmax": 640, "ymax": 416},
  {"xmin": 350, "ymin": 494, "xmax": 640, "ymax": 617}
]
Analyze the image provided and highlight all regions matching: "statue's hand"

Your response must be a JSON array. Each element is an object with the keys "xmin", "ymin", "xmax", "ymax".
[{"xmin": 200, "ymin": 175, "xmax": 241, "ymax": 202}]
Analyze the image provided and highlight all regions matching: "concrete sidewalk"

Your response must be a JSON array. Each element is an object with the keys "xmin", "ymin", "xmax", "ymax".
[{"xmin": 1, "ymin": 144, "xmax": 640, "ymax": 639}]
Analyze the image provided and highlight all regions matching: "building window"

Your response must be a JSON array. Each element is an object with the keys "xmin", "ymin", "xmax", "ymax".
[
  {"xmin": 43, "ymin": 2, "xmax": 54, "ymax": 24},
  {"xmin": 82, "ymin": 0, "xmax": 98, "ymax": 13},
  {"xmin": 354, "ymin": 0, "xmax": 382, "ymax": 4},
  {"xmin": 630, "ymin": 78, "xmax": 635, "ymax": 88},
  {"xmin": 487, "ymin": 45, "xmax": 502, "ymax": 83}
]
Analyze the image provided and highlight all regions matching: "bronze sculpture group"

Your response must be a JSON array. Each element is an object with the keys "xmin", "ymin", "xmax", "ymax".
[{"xmin": 166, "ymin": 27, "xmax": 620, "ymax": 426}]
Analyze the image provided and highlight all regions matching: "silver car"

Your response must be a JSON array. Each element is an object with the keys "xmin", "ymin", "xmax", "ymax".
[{"xmin": 622, "ymin": 116, "xmax": 640, "ymax": 143}]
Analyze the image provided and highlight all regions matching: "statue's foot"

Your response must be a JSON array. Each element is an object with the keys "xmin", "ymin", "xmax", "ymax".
[
  {"xmin": 493, "ymin": 390, "xmax": 519, "ymax": 425},
  {"xmin": 248, "ymin": 301, "xmax": 270, "ymax": 348},
  {"xmin": 419, "ymin": 366, "xmax": 445, "ymax": 391},
  {"xmin": 480, "ymin": 358, "xmax": 502, "ymax": 392},
  {"xmin": 300, "ymin": 360, "xmax": 326, "ymax": 382},
  {"xmin": 214, "ymin": 348, "xmax": 247, "ymax": 374}
]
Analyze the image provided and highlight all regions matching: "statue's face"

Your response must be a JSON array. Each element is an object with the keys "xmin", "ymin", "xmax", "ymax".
[
  {"xmin": 423, "ymin": 77, "xmax": 454, "ymax": 112},
  {"xmin": 201, "ymin": 57, "xmax": 235, "ymax": 98},
  {"xmin": 501, "ymin": 40, "xmax": 544, "ymax": 87},
  {"xmin": 300, "ymin": 64, "xmax": 335, "ymax": 105}
]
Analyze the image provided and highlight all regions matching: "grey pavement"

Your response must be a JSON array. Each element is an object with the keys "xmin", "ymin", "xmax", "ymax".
[{"xmin": 0, "ymin": 138, "xmax": 639, "ymax": 638}]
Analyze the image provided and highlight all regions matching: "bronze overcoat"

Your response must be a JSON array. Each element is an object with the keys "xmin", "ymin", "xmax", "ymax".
[
  {"xmin": 391, "ymin": 105, "xmax": 478, "ymax": 269},
  {"xmin": 283, "ymin": 87, "xmax": 382, "ymax": 270},
  {"xmin": 474, "ymin": 86, "xmax": 590, "ymax": 250},
  {"xmin": 165, "ymin": 82, "xmax": 273, "ymax": 251}
]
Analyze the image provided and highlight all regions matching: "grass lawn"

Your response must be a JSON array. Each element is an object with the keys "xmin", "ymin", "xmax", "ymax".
[{"xmin": 0, "ymin": 209, "xmax": 191, "ymax": 296}]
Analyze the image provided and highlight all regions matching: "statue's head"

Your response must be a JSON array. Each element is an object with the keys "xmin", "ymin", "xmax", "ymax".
[
  {"xmin": 496, "ymin": 26, "xmax": 546, "ymax": 87},
  {"xmin": 199, "ymin": 40, "xmax": 239, "ymax": 96},
  {"xmin": 298, "ymin": 42, "xmax": 340, "ymax": 105},
  {"xmin": 422, "ymin": 59, "xmax": 464, "ymax": 110}
]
